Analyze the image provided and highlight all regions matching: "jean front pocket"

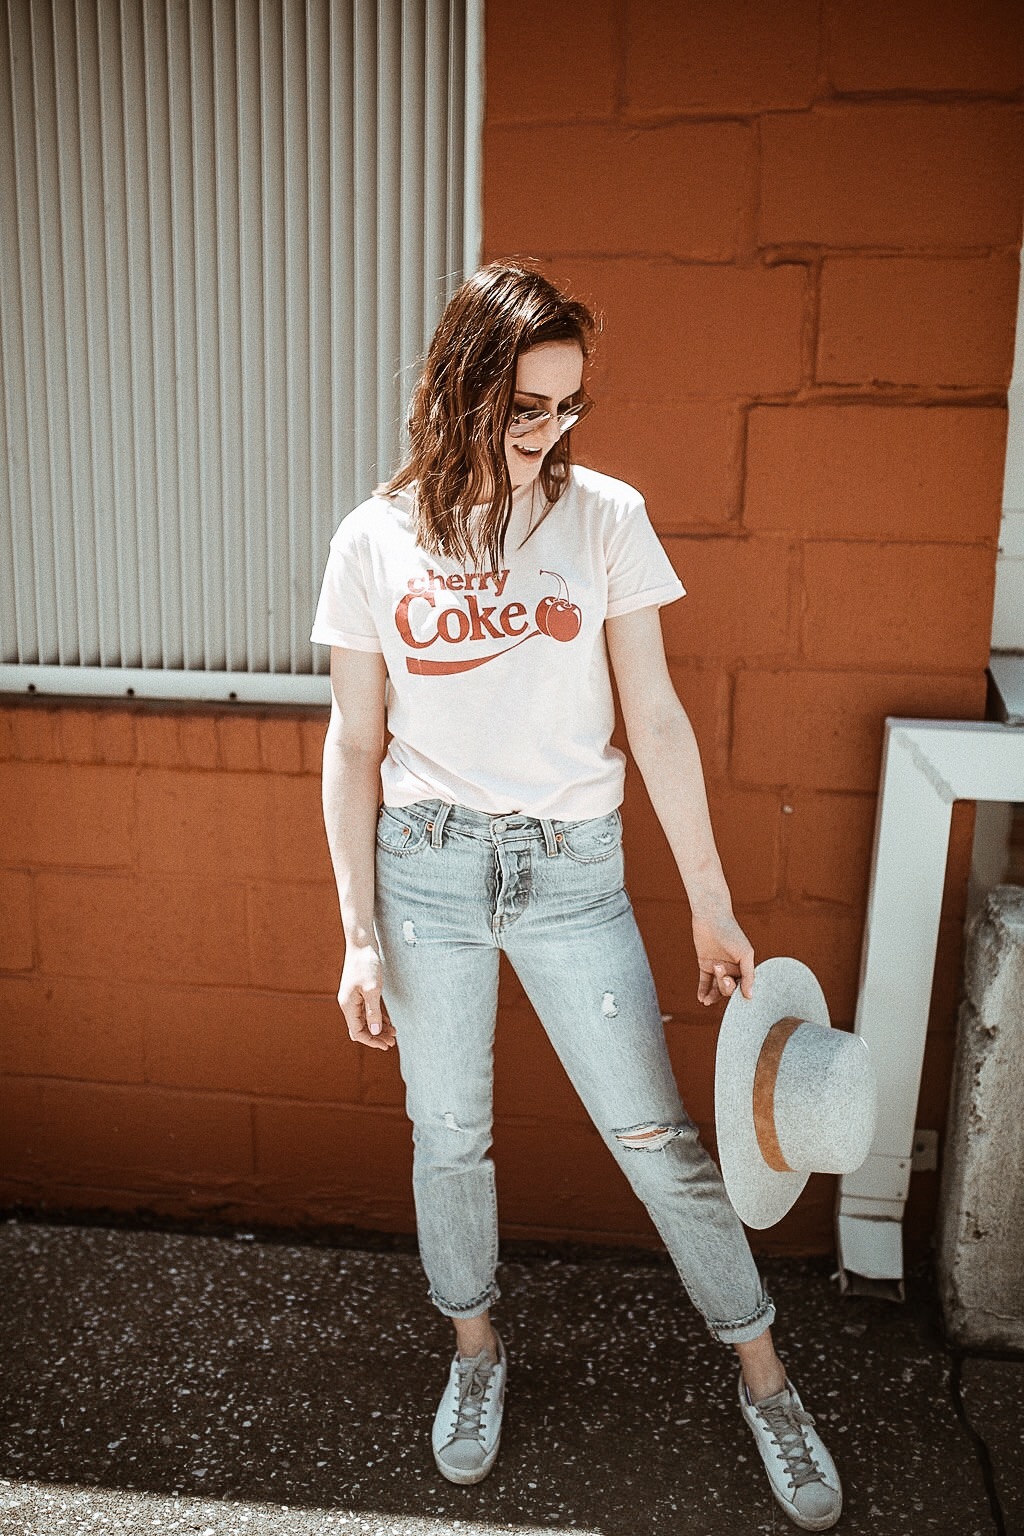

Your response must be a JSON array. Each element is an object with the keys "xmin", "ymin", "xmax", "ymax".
[
  {"xmin": 376, "ymin": 805, "xmax": 430, "ymax": 856},
  {"xmin": 557, "ymin": 809, "xmax": 623, "ymax": 864}
]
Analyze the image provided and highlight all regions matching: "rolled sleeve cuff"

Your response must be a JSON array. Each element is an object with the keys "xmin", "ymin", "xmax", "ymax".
[
  {"xmin": 309, "ymin": 625, "xmax": 383, "ymax": 653},
  {"xmin": 605, "ymin": 580, "xmax": 686, "ymax": 619}
]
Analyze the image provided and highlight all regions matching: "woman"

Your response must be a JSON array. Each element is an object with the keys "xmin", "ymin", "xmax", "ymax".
[{"xmin": 312, "ymin": 263, "xmax": 841, "ymax": 1532}]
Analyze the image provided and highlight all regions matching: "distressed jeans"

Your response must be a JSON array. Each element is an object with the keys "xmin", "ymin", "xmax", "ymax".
[{"xmin": 373, "ymin": 798, "xmax": 775, "ymax": 1346}]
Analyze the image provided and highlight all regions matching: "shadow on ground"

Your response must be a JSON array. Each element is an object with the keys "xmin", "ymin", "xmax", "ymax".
[{"xmin": 0, "ymin": 1219, "xmax": 1018, "ymax": 1535}]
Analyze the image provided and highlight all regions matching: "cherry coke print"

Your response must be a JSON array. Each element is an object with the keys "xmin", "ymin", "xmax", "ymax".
[
  {"xmin": 535, "ymin": 570, "xmax": 582, "ymax": 642},
  {"xmin": 397, "ymin": 566, "xmax": 584, "ymax": 673}
]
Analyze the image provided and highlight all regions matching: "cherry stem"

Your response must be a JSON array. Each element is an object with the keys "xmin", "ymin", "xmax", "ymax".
[{"xmin": 539, "ymin": 568, "xmax": 569, "ymax": 600}]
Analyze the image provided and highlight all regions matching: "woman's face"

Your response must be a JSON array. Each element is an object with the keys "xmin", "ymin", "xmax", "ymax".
[{"xmin": 504, "ymin": 339, "xmax": 585, "ymax": 490}]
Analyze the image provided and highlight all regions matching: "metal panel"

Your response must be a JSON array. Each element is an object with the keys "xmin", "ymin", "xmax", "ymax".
[{"xmin": 0, "ymin": 0, "xmax": 483, "ymax": 701}]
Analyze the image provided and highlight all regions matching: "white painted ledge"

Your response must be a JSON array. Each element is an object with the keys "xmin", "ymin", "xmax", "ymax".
[
  {"xmin": 838, "ymin": 718, "xmax": 1024, "ymax": 1292},
  {"xmin": 0, "ymin": 665, "xmax": 331, "ymax": 707}
]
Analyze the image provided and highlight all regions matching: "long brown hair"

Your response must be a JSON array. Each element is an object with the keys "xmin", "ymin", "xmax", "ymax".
[{"xmin": 381, "ymin": 263, "xmax": 595, "ymax": 571}]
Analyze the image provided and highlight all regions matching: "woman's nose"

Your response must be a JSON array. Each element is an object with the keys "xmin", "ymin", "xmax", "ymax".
[{"xmin": 527, "ymin": 415, "xmax": 561, "ymax": 450}]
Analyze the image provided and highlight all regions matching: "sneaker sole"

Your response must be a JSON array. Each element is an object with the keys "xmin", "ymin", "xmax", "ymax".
[{"xmin": 764, "ymin": 1480, "xmax": 843, "ymax": 1533}]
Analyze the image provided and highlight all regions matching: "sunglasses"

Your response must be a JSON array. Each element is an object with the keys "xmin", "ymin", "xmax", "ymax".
[{"xmin": 507, "ymin": 396, "xmax": 595, "ymax": 439}]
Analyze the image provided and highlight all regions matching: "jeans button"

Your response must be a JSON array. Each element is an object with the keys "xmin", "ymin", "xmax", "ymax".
[{"xmin": 493, "ymin": 818, "xmax": 506, "ymax": 833}]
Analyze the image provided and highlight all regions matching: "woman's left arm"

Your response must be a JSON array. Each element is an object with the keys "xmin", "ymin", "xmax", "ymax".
[{"xmin": 606, "ymin": 605, "xmax": 754, "ymax": 1006}]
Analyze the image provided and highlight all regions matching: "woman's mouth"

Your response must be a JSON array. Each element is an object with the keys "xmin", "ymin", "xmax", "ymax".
[{"xmin": 514, "ymin": 444, "xmax": 543, "ymax": 459}]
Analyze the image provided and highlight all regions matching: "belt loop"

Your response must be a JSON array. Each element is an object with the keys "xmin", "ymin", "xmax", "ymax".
[
  {"xmin": 540, "ymin": 818, "xmax": 558, "ymax": 857},
  {"xmin": 430, "ymin": 801, "xmax": 453, "ymax": 848}
]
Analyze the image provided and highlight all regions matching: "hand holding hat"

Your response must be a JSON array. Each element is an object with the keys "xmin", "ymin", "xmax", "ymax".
[
  {"xmin": 693, "ymin": 909, "xmax": 755, "ymax": 1006},
  {"xmin": 714, "ymin": 957, "xmax": 878, "ymax": 1230}
]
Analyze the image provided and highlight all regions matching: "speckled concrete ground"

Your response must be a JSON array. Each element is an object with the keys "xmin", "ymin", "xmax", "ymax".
[{"xmin": 0, "ymin": 1219, "xmax": 1019, "ymax": 1535}]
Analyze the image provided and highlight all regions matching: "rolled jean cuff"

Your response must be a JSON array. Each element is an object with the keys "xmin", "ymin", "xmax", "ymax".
[
  {"xmin": 706, "ymin": 1290, "xmax": 776, "ymax": 1346},
  {"xmin": 428, "ymin": 1279, "xmax": 501, "ymax": 1319}
]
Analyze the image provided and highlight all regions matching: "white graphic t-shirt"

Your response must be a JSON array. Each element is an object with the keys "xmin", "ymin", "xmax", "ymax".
[{"xmin": 310, "ymin": 464, "xmax": 685, "ymax": 819}]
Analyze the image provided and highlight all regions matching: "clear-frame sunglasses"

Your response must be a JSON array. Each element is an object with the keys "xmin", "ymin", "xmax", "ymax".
[{"xmin": 507, "ymin": 396, "xmax": 595, "ymax": 439}]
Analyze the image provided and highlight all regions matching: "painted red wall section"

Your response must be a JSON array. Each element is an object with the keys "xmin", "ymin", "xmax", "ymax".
[{"xmin": 2, "ymin": 0, "xmax": 1023, "ymax": 1256}]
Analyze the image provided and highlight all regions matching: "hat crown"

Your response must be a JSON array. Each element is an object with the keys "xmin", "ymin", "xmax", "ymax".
[
  {"xmin": 715, "ymin": 957, "xmax": 879, "ymax": 1230},
  {"xmin": 770, "ymin": 1022, "xmax": 877, "ymax": 1175}
]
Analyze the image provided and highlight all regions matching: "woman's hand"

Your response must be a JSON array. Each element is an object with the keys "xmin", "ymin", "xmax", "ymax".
[
  {"xmin": 692, "ymin": 910, "xmax": 755, "ymax": 1007},
  {"xmin": 338, "ymin": 942, "xmax": 396, "ymax": 1050}
]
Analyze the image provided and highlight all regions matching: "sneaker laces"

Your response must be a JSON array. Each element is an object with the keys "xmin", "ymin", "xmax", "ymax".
[
  {"xmin": 449, "ymin": 1351, "xmax": 495, "ymax": 1443},
  {"xmin": 757, "ymin": 1395, "xmax": 823, "ymax": 1491}
]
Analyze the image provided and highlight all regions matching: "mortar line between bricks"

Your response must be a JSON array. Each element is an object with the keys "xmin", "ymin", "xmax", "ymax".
[
  {"xmin": 804, "ymin": 255, "xmax": 823, "ymax": 387},
  {"xmin": 496, "ymin": 110, "xmax": 771, "ymax": 130},
  {"xmin": 493, "ymin": 97, "xmax": 1024, "ymax": 124},
  {"xmin": 762, "ymin": 245, "xmax": 1018, "ymax": 262},
  {"xmin": 510, "ymin": 242, "xmax": 1021, "ymax": 261},
  {"xmin": 736, "ymin": 402, "xmax": 756, "ymax": 526},
  {"xmin": 0, "ymin": 1075, "xmax": 406, "ymax": 1112},
  {"xmin": 814, "ymin": 0, "xmax": 830, "ymax": 98},
  {"xmin": 789, "ymin": 538, "xmax": 804, "ymax": 661},
  {"xmin": 948, "ymin": 1353, "xmax": 1008, "ymax": 1536},
  {"xmin": 0, "ymin": 974, "xmax": 342, "ymax": 1001},
  {"xmin": 611, "ymin": 0, "xmax": 627, "ymax": 118},
  {"xmin": 737, "ymin": 113, "xmax": 762, "ymax": 263},
  {"xmin": 824, "ymin": 90, "xmax": 1024, "ymax": 106},
  {"xmin": 742, "ymin": 386, "xmax": 1008, "ymax": 405},
  {"xmin": 248, "ymin": 1097, "xmax": 260, "ymax": 1182}
]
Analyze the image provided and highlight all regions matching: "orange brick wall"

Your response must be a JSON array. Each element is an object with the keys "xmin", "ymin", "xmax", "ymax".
[
  {"xmin": 0, "ymin": 705, "xmax": 422, "ymax": 1232},
  {"xmin": 482, "ymin": 0, "xmax": 1023, "ymax": 1257},
  {"xmin": 2, "ymin": 0, "xmax": 1023, "ymax": 1258}
]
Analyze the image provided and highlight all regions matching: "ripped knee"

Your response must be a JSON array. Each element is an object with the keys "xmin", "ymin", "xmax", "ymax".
[{"xmin": 613, "ymin": 1121, "xmax": 687, "ymax": 1152}]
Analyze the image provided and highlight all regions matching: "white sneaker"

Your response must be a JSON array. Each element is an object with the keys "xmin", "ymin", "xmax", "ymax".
[
  {"xmin": 431, "ymin": 1332, "xmax": 506, "ymax": 1485},
  {"xmin": 739, "ymin": 1374, "xmax": 843, "ymax": 1531}
]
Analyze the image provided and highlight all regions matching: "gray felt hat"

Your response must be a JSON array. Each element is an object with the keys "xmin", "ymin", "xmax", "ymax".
[{"xmin": 714, "ymin": 957, "xmax": 878, "ymax": 1230}]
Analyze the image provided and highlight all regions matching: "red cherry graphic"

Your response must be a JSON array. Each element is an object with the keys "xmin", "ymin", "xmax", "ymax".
[{"xmin": 535, "ymin": 570, "xmax": 582, "ymax": 642}]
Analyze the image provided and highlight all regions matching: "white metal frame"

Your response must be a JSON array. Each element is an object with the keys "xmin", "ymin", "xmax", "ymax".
[
  {"xmin": 989, "ymin": 654, "xmax": 1024, "ymax": 726},
  {"xmin": 838, "ymin": 717, "xmax": 1024, "ymax": 1291}
]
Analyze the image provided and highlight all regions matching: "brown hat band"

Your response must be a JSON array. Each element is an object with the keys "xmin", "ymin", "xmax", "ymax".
[{"xmin": 752, "ymin": 1017, "xmax": 803, "ymax": 1173}]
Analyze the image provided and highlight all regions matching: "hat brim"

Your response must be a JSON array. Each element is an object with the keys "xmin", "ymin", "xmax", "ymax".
[{"xmin": 714, "ymin": 957, "xmax": 831, "ymax": 1230}]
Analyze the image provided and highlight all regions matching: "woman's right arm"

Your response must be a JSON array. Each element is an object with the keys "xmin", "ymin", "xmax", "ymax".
[{"xmin": 322, "ymin": 644, "xmax": 396, "ymax": 1050}]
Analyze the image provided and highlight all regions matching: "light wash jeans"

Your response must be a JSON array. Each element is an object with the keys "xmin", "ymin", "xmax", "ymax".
[{"xmin": 373, "ymin": 798, "xmax": 775, "ymax": 1346}]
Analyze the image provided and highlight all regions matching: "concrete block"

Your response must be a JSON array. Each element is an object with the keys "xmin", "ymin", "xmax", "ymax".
[{"xmin": 937, "ymin": 885, "xmax": 1024, "ymax": 1349}]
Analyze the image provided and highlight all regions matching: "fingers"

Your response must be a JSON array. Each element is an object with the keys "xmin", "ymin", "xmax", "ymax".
[
  {"xmin": 339, "ymin": 988, "xmax": 396, "ymax": 1051},
  {"xmin": 353, "ymin": 1022, "xmax": 396, "ymax": 1051},
  {"xmin": 697, "ymin": 965, "xmax": 734, "ymax": 1006},
  {"xmin": 696, "ymin": 958, "xmax": 754, "ymax": 1007},
  {"xmin": 350, "ymin": 1014, "xmax": 397, "ymax": 1050},
  {"xmin": 363, "ymin": 990, "xmax": 386, "ymax": 1038},
  {"xmin": 739, "ymin": 946, "xmax": 756, "ymax": 1000},
  {"xmin": 714, "ymin": 962, "xmax": 737, "ymax": 999}
]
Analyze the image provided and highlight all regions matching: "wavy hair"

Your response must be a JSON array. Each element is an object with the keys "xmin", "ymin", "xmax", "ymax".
[{"xmin": 381, "ymin": 263, "xmax": 595, "ymax": 571}]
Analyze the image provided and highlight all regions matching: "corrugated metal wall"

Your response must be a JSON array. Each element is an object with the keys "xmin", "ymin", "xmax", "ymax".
[{"xmin": 0, "ymin": 0, "xmax": 482, "ymax": 699}]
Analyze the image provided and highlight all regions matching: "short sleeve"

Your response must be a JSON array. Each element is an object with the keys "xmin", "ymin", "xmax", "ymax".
[
  {"xmin": 604, "ymin": 496, "xmax": 686, "ymax": 618},
  {"xmin": 310, "ymin": 511, "xmax": 383, "ymax": 653}
]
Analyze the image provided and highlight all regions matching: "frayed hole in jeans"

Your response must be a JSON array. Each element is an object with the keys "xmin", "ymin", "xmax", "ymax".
[{"xmin": 613, "ymin": 1122, "xmax": 686, "ymax": 1153}]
